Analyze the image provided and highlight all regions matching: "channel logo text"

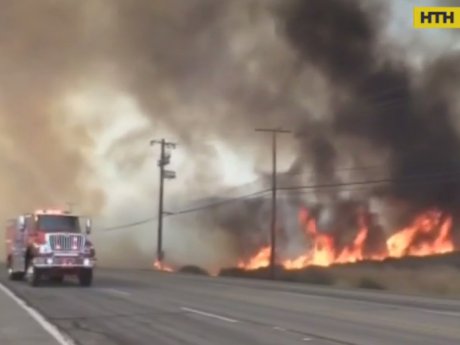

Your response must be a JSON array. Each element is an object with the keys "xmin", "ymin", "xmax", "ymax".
[{"xmin": 414, "ymin": 7, "xmax": 460, "ymax": 29}]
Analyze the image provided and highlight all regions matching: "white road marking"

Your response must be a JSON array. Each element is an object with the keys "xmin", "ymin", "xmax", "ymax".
[
  {"xmin": 420, "ymin": 309, "xmax": 460, "ymax": 317},
  {"xmin": 302, "ymin": 337, "xmax": 312, "ymax": 341},
  {"xmin": 181, "ymin": 307, "xmax": 239, "ymax": 323},
  {"xmin": 0, "ymin": 282, "xmax": 75, "ymax": 345},
  {"xmin": 273, "ymin": 326, "xmax": 287, "ymax": 331},
  {"xmin": 100, "ymin": 288, "xmax": 131, "ymax": 297}
]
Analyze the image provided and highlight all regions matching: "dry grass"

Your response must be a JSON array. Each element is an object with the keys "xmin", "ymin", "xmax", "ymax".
[
  {"xmin": 219, "ymin": 252, "xmax": 460, "ymax": 298},
  {"xmin": 330, "ymin": 265, "xmax": 460, "ymax": 297},
  {"xmin": 179, "ymin": 265, "xmax": 209, "ymax": 276}
]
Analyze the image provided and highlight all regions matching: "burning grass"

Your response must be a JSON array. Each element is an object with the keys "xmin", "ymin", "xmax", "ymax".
[
  {"xmin": 151, "ymin": 206, "xmax": 460, "ymax": 297},
  {"xmin": 221, "ymin": 252, "xmax": 460, "ymax": 297},
  {"xmin": 237, "ymin": 207, "xmax": 456, "ymax": 271}
]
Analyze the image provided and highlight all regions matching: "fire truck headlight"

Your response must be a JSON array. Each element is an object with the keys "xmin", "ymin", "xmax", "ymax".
[
  {"xmin": 83, "ymin": 258, "xmax": 91, "ymax": 266},
  {"xmin": 46, "ymin": 257, "xmax": 53, "ymax": 265}
]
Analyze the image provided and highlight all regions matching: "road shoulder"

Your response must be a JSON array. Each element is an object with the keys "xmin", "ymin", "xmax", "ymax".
[{"xmin": 0, "ymin": 282, "xmax": 71, "ymax": 345}]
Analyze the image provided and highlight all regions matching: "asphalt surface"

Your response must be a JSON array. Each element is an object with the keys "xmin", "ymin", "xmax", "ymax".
[
  {"xmin": 0, "ymin": 283, "xmax": 61, "ymax": 345},
  {"xmin": 2, "ymin": 269, "xmax": 460, "ymax": 345}
]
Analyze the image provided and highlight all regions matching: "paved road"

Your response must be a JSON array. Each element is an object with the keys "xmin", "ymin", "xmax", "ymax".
[
  {"xmin": 0, "ymin": 283, "xmax": 61, "ymax": 345},
  {"xmin": 2, "ymin": 269, "xmax": 460, "ymax": 345}
]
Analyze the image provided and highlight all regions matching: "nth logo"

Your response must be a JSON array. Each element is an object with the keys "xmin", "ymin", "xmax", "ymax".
[
  {"xmin": 421, "ymin": 11, "xmax": 454, "ymax": 24},
  {"xmin": 414, "ymin": 7, "xmax": 460, "ymax": 29}
]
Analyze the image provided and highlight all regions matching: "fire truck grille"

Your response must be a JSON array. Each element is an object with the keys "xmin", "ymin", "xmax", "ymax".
[{"xmin": 49, "ymin": 234, "xmax": 85, "ymax": 251}]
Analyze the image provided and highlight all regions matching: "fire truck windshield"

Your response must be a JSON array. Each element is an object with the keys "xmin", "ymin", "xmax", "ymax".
[{"xmin": 37, "ymin": 215, "xmax": 81, "ymax": 233}]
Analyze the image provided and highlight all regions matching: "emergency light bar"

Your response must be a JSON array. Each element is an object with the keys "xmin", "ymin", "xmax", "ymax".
[{"xmin": 34, "ymin": 209, "xmax": 70, "ymax": 215}]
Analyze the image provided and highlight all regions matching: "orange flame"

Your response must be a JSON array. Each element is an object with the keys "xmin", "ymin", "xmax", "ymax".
[
  {"xmin": 237, "ymin": 246, "xmax": 271, "ymax": 270},
  {"xmin": 237, "ymin": 208, "xmax": 455, "ymax": 271},
  {"xmin": 386, "ymin": 210, "xmax": 453, "ymax": 258},
  {"xmin": 153, "ymin": 260, "xmax": 174, "ymax": 272}
]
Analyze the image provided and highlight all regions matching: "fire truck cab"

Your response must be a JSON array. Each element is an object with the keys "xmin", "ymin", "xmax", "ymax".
[{"xmin": 5, "ymin": 209, "xmax": 96, "ymax": 287}]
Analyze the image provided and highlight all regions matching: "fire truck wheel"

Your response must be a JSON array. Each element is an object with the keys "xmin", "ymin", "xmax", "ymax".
[
  {"xmin": 28, "ymin": 267, "xmax": 41, "ymax": 287},
  {"xmin": 78, "ymin": 269, "xmax": 93, "ymax": 287}
]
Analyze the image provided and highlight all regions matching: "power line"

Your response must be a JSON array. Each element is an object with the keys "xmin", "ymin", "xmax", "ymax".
[
  {"xmin": 97, "ymin": 189, "xmax": 271, "ymax": 233},
  {"xmin": 169, "ymin": 189, "xmax": 272, "ymax": 216},
  {"xmin": 94, "ymin": 81, "xmax": 457, "ymax": 236},
  {"xmin": 168, "ymin": 169, "xmax": 460, "ymax": 208},
  {"xmin": 100, "ymin": 217, "xmax": 156, "ymax": 232},
  {"xmin": 278, "ymin": 169, "xmax": 460, "ymax": 192},
  {"xmin": 96, "ymin": 167, "xmax": 460, "ymax": 234}
]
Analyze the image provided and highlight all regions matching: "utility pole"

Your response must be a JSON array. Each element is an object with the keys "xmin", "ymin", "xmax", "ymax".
[
  {"xmin": 150, "ymin": 139, "xmax": 177, "ymax": 267},
  {"xmin": 255, "ymin": 128, "xmax": 291, "ymax": 280}
]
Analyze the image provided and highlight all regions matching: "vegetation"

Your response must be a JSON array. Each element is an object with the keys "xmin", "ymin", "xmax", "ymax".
[
  {"xmin": 218, "ymin": 252, "xmax": 460, "ymax": 297},
  {"xmin": 179, "ymin": 265, "xmax": 209, "ymax": 276}
]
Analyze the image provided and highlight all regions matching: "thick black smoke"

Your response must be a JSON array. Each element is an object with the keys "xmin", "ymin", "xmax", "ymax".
[
  {"xmin": 101, "ymin": 0, "xmax": 460, "ymax": 263},
  {"xmin": 205, "ymin": 197, "xmax": 272, "ymax": 258},
  {"xmin": 5, "ymin": 0, "xmax": 458, "ymax": 266},
  {"xmin": 279, "ymin": 0, "xmax": 460, "ymax": 217},
  {"xmin": 204, "ymin": 0, "xmax": 460, "ymax": 259}
]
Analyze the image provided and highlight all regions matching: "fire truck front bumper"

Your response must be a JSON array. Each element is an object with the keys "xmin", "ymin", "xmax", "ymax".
[{"xmin": 33, "ymin": 255, "xmax": 96, "ymax": 269}]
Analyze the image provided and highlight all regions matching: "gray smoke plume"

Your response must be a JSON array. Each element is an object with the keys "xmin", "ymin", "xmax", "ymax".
[
  {"xmin": 2, "ymin": 0, "xmax": 459, "ymax": 267},
  {"xmin": 172, "ymin": 0, "xmax": 460, "ymax": 261},
  {"xmin": 106, "ymin": 0, "xmax": 309, "ymax": 155},
  {"xmin": 0, "ymin": 0, "xmax": 106, "ymax": 259},
  {"xmin": 102, "ymin": 0, "xmax": 460, "ymax": 263}
]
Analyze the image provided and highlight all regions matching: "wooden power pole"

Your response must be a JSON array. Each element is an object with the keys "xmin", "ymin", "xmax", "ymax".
[
  {"xmin": 255, "ymin": 128, "xmax": 291, "ymax": 280},
  {"xmin": 150, "ymin": 139, "xmax": 176, "ymax": 266}
]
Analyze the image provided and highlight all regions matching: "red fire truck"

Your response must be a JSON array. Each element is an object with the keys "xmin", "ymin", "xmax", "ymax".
[{"xmin": 5, "ymin": 209, "xmax": 96, "ymax": 287}]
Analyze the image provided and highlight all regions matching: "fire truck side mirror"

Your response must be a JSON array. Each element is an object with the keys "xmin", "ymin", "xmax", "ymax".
[
  {"xmin": 85, "ymin": 218, "xmax": 92, "ymax": 235},
  {"xmin": 18, "ymin": 215, "xmax": 26, "ymax": 232}
]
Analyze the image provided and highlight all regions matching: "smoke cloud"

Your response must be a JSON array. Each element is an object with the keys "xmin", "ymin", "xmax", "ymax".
[
  {"xmin": 0, "ymin": 0, "xmax": 106, "ymax": 259},
  {"xmin": 279, "ymin": 0, "xmax": 460, "ymax": 216},
  {"xmin": 2, "ymin": 0, "xmax": 459, "ymax": 267}
]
